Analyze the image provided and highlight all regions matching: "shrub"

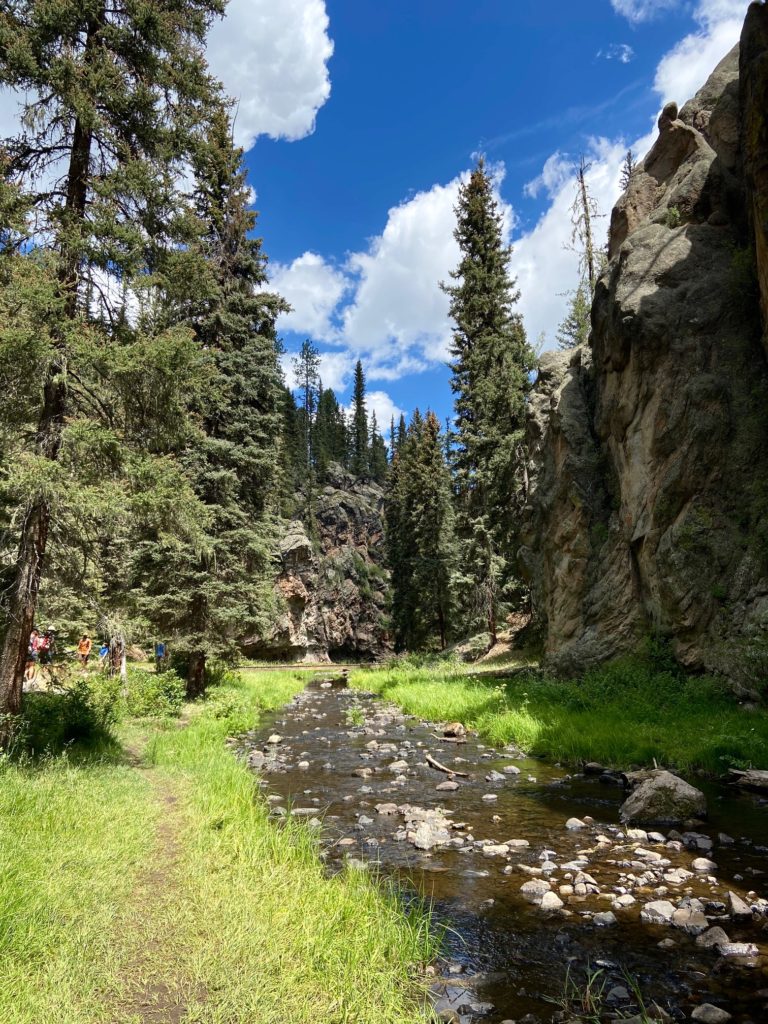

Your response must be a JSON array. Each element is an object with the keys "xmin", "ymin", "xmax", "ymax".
[
  {"xmin": 122, "ymin": 667, "xmax": 185, "ymax": 718},
  {"xmin": 18, "ymin": 676, "xmax": 120, "ymax": 755}
]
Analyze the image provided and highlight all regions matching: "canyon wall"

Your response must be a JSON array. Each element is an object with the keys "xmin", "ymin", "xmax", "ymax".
[{"xmin": 521, "ymin": 4, "xmax": 768, "ymax": 682}]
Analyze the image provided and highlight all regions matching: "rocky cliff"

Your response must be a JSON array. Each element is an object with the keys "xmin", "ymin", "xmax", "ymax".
[
  {"xmin": 245, "ymin": 466, "xmax": 391, "ymax": 663},
  {"xmin": 521, "ymin": 5, "xmax": 768, "ymax": 683}
]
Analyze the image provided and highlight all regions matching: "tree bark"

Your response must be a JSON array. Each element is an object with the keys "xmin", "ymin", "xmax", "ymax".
[{"xmin": 186, "ymin": 653, "xmax": 207, "ymax": 700}]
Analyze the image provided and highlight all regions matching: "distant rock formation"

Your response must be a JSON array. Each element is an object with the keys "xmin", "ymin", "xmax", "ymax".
[
  {"xmin": 245, "ymin": 465, "xmax": 391, "ymax": 662},
  {"xmin": 521, "ymin": 7, "xmax": 768, "ymax": 682}
]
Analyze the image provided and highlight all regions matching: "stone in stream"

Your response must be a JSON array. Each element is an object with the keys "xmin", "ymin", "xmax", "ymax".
[
  {"xmin": 388, "ymin": 759, "xmax": 409, "ymax": 773},
  {"xmin": 482, "ymin": 844, "xmax": 509, "ymax": 857},
  {"xmin": 726, "ymin": 890, "xmax": 752, "ymax": 920},
  {"xmin": 506, "ymin": 839, "xmax": 530, "ymax": 848},
  {"xmin": 691, "ymin": 1005, "xmax": 732, "ymax": 1024},
  {"xmin": 485, "ymin": 770, "xmax": 506, "ymax": 783},
  {"xmin": 540, "ymin": 890, "xmax": 565, "ymax": 911},
  {"xmin": 520, "ymin": 878, "xmax": 552, "ymax": 904},
  {"xmin": 619, "ymin": 771, "xmax": 706, "ymax": 825},
  {"xmin": 481, "ymin": 794, "xmax": 498, "ymax": 803},
  {"xmin": 691, "ymin": 857, "xmax": 718, "ymax": 873},
  {"xmin": 663, "ymin": 867, "xmax": 694, "ymax": 885},
  {"xmin": 443, "ymin": 722, "xmax": 466, "ymax": 738},
  {"xmin": 502, "ymin": 764, "xmax": 521, "ymax": 775},
  {"xmin": 612, "ymin": 894, "xmax": 636, "ymax": 908},
  {"xmin": 565, "ymin": 817, "xmax": 586, "ymax": 829},
  {"xmin": 671, "ymin": 907, "xmax": 709, "ymax": 935},
  {"xmin": 266, "ymin": 733, "xmax": 283, "ymax": 745},
  {"xmin": 374, "ymin": 802, "xmax": 398, "ymax": 816},
  {"xmin": 353, "ymin": 767, "xmax": 372, "ymax": 779},
  {"xmin": 696, "ymin": 926, "xmax": 731, "ymax": 948},
  {"xmin": 641, "ymin": 900, "xmax": 677, "ymax": 924},
  {"xmin": 593, "ymin": 911, "xmax": 617, "ymax": 926},
  {"xmin": 436, "ymin": 781, "xmax": 459, "ymax": 792}
]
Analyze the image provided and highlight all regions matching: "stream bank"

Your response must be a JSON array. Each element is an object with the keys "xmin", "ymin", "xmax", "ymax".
[{"xmin": 240, "ymin": 676, "xmax": 768, "ymax": 1024}]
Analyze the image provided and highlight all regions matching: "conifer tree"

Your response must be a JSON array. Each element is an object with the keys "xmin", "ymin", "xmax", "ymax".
[
  {"xmin": 556, "ymin": 279, "xmax": 591, "ymax": 349},
  {"xmin": 385, "ymin": 411, "xmax": 455, "ymax": 650},
  {"xmin": 351, "ymin": 359, "xmax": 369, "ymax": 477},
  {"xmin": 0, "ymin": 0, "xmax": 224, "ymax": 720},
  {"xmin": 131, "ymin": 106, "xmax": 287, "ymax": 697},
  {"xmin": 369, "ymin": 412, "xmax": 389, "ymax": 483},
  {"xmin": 441, "ymin": 158, "xmax": 536, "ymax": 642},
  {"xmin": 315, "ymin": 386, "xmax": 349, "ymax": 479},
  {"xmin": 293, "ymin": 340, "xmax": 321, "ymax": 472}
]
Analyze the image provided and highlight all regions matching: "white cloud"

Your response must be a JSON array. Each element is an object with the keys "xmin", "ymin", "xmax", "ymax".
[
  {"xmin": 206, "ymin": 0, "xmax": 333, "ymax": 149},
  {"xmin": 654, "ymin": 0, "xmax": 746, "ymax": 105},
  {"xmin": 269, "ymin": 251, "xmax": 349, "ymax": 338},
  {"xmin": 610, "ymin": 0, "xmax": 680, "ymax": 23},
  {"xmin": 280, "ymin": 347, "xmax": 352, "ymax": 394},
  {"xmin": 366, "ymin": 391, "xmax": 406, "ymax": 432},
  {"xmin": 524, "ymin": 152, "xmax": 575, "ymax": 199},
  {"xmin": 597, "ymin": 43, "xmax": 636, "ymax": 63}
]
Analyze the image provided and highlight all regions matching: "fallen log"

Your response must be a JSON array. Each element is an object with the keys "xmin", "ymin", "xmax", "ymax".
[
  {"xmin": 728, "ymin": 768, "xmax": 768, "ymax": 792},
  {"xmin": 426, "ymin": 753, "xmax": 469, "ymax": 778},
  {"xmin": 430, "ymin": 732, "xmax": 467, "ymax": 744}
]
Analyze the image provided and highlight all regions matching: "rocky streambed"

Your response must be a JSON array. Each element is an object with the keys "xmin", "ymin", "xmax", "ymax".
[{"xmin": 236, "ymin": 680, "xmax": 768, "ymax": 1024}]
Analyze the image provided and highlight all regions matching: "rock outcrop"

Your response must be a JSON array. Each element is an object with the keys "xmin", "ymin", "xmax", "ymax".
[
  {"xmin": 245, "ymin": 466, "xmax": 391, "ymax": 662},
  {"xmin": 521, "ymin": 10, "xmax": 768, "ymax": 681}
]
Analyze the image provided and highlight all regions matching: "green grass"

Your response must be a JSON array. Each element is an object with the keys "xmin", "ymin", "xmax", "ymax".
[
  {"xmin": 351, "ymin": 656, "xmax": 768, "ymax": 774},
  {"xmin": 0, "ymin": 669, "xmax": 436, "ymax": 1024},
  {"xmin": 0, "ymin": 757, "xmax": 157, "ymax": 1023}
]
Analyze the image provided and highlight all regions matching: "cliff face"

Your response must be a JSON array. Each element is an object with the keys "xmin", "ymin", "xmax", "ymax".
[
  {"xmin": 521, "ymin": 7, "xmax": 768, "ymax": 680},
  {"xmin": 246, "ymin": 466, "xmax": 391, "ymax": 663}
]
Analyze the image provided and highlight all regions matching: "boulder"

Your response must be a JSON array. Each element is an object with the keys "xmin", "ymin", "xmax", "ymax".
[
  {"xmin": 691, "ymin": 1005, "xmax": 732, "ymax": 1024},
  {"xmin": 520, "ymin": 879, "xmax": 551, "ymax": 904},
  {"xmin": 619, "ymin": 771, "xmax": 707, "ymax": 825},
  {"xmin": 640, "ymin": 900, "xmax": 677, "ymax": 925}
]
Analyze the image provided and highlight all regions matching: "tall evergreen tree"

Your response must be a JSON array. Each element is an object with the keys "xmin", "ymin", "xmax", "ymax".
[
  {"xmin": 385, "ymin": 411, "xmax": 456, "ymax": 650},
  {"xmin": 351, "ymin": 359, "xmax": 369, "ymax": 477},
  {"xmin": 315, "ymin": 386, "xmax": 349, "ymax": 479},
  {"xmin": 441, "ymin": 157, "xmax": 536, "ymax": 643},
  {"xmin": 132, "ymin": 106, "xmax": 287, "ymax": 696},
  {"xmin": 369, "ymin": 412, "xmax": 388, "ymax": 483},
  {"xmin": 0, "ymin": 0, "xmax": 223, "ymax": 722},
  {"xmin": 293, "ymin": 340, "xmax": 321, "ymax": 473},
  {"xmin": 556, "ymin": 279, "xmax": 591, "ymax": 349}
]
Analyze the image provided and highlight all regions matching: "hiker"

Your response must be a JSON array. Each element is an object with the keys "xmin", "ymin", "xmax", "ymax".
[
  {"xmin": 25, "ymin": 629, "xmax": 40, "ymax": 683},
  {"xmin": 98, "ymin": 641, "xmax": 110, "ymax": 669},
  {"xmin": 38, "ymin": 627, "xmax": 55, "ymax": 667},
  {"xmin": 77, "ymin": 634, "xmax": 92, "ymax": 666},
  {"xmin": 155, "ymin": 640, "xmax": 166, "ymax": 673}
]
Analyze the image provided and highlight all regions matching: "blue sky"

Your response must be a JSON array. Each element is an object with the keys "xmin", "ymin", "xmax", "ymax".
[{"xmin": 1, "ymin": 0, "xmax": 748, "ymax": 434}]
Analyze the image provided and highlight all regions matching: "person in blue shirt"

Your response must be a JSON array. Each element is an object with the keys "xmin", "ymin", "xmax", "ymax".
[{"xmin": 155, "ymin": 640, "xmax": 166, "ymax": 672}]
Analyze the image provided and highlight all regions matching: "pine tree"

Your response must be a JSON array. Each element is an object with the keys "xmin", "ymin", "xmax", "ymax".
[
  {"xmin": 293, "ymin": 340, "xmax": 321, "ymax": 472},
  {"xmin": 131, "ymin": 105, "xmax": 287, "ymax": 697},
  {"xmin": 315, "ymin": 386, "xmax": 349, "ymax": 479},
  {"xmin": 385, "ymin": 411, "xmax": 456, "ymax": 650},
  {"xmin": 0, "ymin": 0, "xmax": 224, "ymax": 723},
  {"xmin": 556, "ymin": 280, "xmax": 591, "ymax": 349},
  {"xmin": 369, "ymin": 412, "xmax": 389, "ymax": 483},
  {"xmin": 441, "ymin": 157, "xmax": 536, "ymax": 643},
  {"xmin": 351, "ymin": 359, "xmax": 369, "ymax": 478}
]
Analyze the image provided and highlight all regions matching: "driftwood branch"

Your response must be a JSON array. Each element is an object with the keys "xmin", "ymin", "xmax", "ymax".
[
  {"xmin": 430, "ymin": 733, "xmax": 466, "ymax": 744},
  {"xmin": 426, "ymin": 753, "xmax": 469, "ymax": 777}
]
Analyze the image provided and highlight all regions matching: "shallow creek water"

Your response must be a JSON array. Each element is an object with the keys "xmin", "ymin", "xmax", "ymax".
[{"xmin": 238, "ymin": 680, "xmax": 768, "ymax": 1023}]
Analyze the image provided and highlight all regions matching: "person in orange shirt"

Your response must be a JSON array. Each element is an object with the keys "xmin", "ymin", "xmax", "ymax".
[{"xmin": 77, "ymin": 634, "xmax": 92, "ymax": 666}]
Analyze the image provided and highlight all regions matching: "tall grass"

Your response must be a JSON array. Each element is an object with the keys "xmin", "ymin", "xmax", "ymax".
[
  {"xmin": 0, "ymin": 669, "xmax": 436, "ymax": 1024},
  {"xmin": 352, "ymin": 657, "xmax": 768, "ymax": 773},
  {"xmin": 145, "ymin": 670, "xmax": 436, "ymax": 1024}
]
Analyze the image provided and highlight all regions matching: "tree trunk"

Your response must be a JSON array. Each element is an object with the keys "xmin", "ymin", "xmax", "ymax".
[
  {"xmin": 437, "ymin": 604, "xmax": 447, "ymax": 650},
  {"xmin": 186, "ymin": 653, "xmax": 207, "ymax": 700},
  {"xmin": 0, "ymin": 17, "xmax": 98, "ymax": 735},
  {"xmin": 578, "ymin": 159, "xmax": 596, "ymax": 293}
]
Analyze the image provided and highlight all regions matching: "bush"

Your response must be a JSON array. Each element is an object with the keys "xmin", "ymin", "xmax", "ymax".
[
  {"xmin": 122, "ymin": 667, "xmax": 185, "ymax": 718},
  {"xmin": 19, "ymin": 676, "xmax": 120, "ymax": 755}
]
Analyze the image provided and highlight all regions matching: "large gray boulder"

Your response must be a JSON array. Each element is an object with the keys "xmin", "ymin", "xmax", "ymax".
[{"xmin": 620, "ymin": 770, "xmax": 707, "ymax": 824}]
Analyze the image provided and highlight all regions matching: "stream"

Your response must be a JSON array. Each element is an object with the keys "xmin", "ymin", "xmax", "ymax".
[{"xmin": 237, "ymin": 677, "xmax": 768, "ymax": 1023}]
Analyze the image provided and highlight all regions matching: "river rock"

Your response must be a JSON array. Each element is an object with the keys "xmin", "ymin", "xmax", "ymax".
[
  {"xmin": 691, "ymin": 1005, "xmax": 732, "ymax": 1024},
  {"xmin": 410, "ymin": 820, "xmax": 451, "ymax": 850},
  {"xmin": 717, "ymin": 941, "xmax": 759, "ymax": 957},
  {"xmin": 503, "ymin": 764, "xmax": 521, "ymax": 775},
  {"xmin": 540, "ymin": 890, "xmax": 564, "ymax": 911},
  {"xmin": 266, "ymin": 734, "xmax": 283, "ymax": 745},
  {"xmin": 664, "ymin": 867, "xmax": 694, "ymax": 885},
  {"xmin": 619, "ymin": 772, "xmax": 707, "ymax": 825},
  {"xmin": 485, "ymin": 770, "xmax": 506, "ymax": 783},
  {"xmin": 641, "ymin": 900, "xmax": 677, "ymax": 924},
  {"xmin": 388, "ymin": 759, "xmax": 409, "ymax": 773},
  {"xmin": 594, "ymin": 911, "xmax": 617, "ymax": 926},
  {"xmin": 436, "ymin": 781, "xmax": 460, "ymax": 792},
  {"xmin": 696, "ymin": 926, "xmax": 731, "ymax": 948},
  {"xmin": 672, "ymin": 907, "xmax": 710, "ymax": 934},
  {"xmin": 481, "ymin": 793, "xmax": 498, "ymax": 803},
  {"xmin": 375, "ymin": 802, "xmax": 399, "ymax": 816},
  {"xmin": 482, "ymin": 844, "xmax": 510, "ymax": 857},
  {"xmin": 520, "ymin": 879, "xmax": 551, "ymax": 904},
  {"xmin": 443, "ymin": 722, "xmax": 466, "ymax": 738},
  {"xmin": 726, "ymin": 890, "xmax": 752, "ymax": 920},
  {"xmin": 506, "ymin": 839, "xmax": 530, "ymax": 848},
  {"xmin": 565, "ymin": 817, "xmax": 586, "ymax": 829},
  {"xmin": 691, "ymin": 857, "xmax": 718, "ymax": 873}
]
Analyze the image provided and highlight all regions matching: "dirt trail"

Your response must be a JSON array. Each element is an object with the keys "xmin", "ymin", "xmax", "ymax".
[{"xmin": 111, "ymin": 732, "xmax": 204, "ymax": 1023}]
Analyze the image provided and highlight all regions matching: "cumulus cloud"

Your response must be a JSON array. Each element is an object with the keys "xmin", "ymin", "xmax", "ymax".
[
  {"xmin": 206, "ymin": 0, "xmax": 333, "ymax": 149},
  {"xmin": 269, "ymin": 252, "xmax": 349, "ymax": 338},
  {"xmin": 654, "ymin": 0, "xmax": 746, "ymax": 105},
  {"xmin": 524, "ymin": 152, "xmax": 575, "ymax": 199},
  {"xmin": 597, "ymin": 43, "xmax": 636, "ymax": 63},
  {"xmin": 280, "ymin": 347, "xmax": 352, "ymax": 394},
  {"xmin": 610, "ymin": 0, "xmax": 680, "ymax": 23}
]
